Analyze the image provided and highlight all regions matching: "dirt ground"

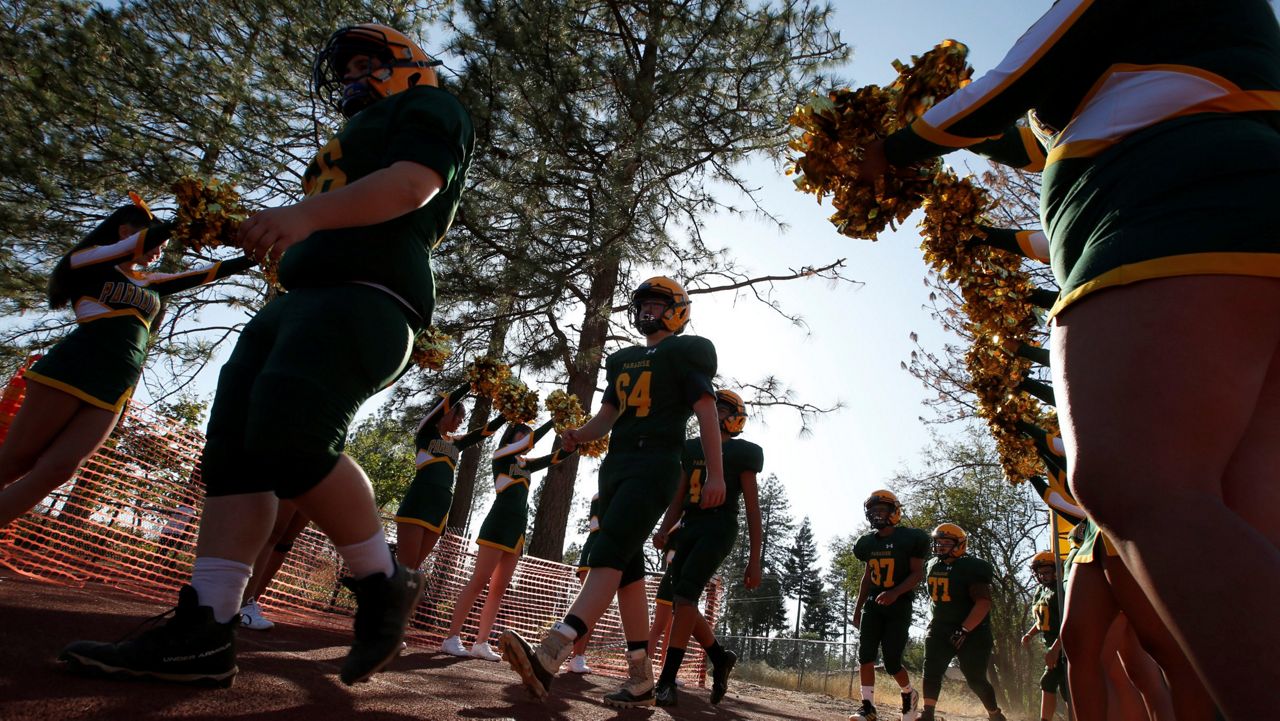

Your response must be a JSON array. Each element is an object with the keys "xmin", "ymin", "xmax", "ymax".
[{"xmin": 0, "ymin": 572, "xmax": 1002, "ymax": 720}]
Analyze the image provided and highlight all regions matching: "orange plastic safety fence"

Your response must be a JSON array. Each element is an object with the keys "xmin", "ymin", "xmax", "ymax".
[{"xmin": 0, "ymin": 365, "xmax": 720, "ymax": 686}]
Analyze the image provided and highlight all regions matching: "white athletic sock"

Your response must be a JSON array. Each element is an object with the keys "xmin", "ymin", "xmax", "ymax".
[
  {"xmin": 862, "ymin": 685, "xmax": 875, "ymax": 702},
  {"xmin": 551, "ymin": 621, "xmax": 580, "ymax": 642},
  {"xmin": 335, "ymin": 532, "xmax": 396, "ymax": 579},
  {"xmin": 190, "ymin": 556, "xmax": 253, "ymax": 623}
]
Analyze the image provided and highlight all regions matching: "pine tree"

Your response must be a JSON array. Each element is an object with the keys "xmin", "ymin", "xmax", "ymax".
[
  {"xmin": 782, "ymin": 516, "xmax": 823, "ymax": 637},
  {"xmin": 720, "ymin": 473, "xmax": 793, "ymax": 638}
]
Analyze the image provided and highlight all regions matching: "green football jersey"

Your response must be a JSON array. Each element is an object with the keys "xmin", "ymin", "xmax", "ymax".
[
  {"xmin": 854, "ymin": 526, "xmax": 930, "ymax": 597},
  {"xmin": 1032, "ymin": 584, "xmax": 1063, "ymax": 645},
  {"xmin": 680, "ymin": 437, "xmax": 764, "ymax": 518},
  {"xmin": 281, "ymin": 85, "xmax": 475, "ymax": 322},
  {"xmin": 926, "ymin": 555, "xmax": 995, "ymax": 629},
  {"xmin": 601, "ymin": 334, "xmax": 716, "ymax": 450}
]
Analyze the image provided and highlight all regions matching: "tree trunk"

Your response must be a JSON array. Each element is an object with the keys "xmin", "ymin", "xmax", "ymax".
[{"xmin": 526, "ymin": 254, "xmax": 620, "ymax": 560}]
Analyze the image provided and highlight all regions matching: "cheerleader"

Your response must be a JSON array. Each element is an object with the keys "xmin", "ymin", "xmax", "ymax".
[
  {"xmin": 441, "ymin": 420, "xmax": 574, "ymax": 660},
  {"xmin": 0, "ymin": 201, "xmax": 253, "ymax": 526},
  {"xmin": 395, "ymin": 383, "xmax": 506, "ymax": 570}
]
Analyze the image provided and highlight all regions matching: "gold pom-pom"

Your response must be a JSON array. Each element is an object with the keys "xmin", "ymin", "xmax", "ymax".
[
  {"xmin": 465, "ymin": 357, "xmax": 511, "ymax": 399},
  {"xmin": 544, "ymin": 389, "xmax": 609, "ymax": 458},
  {"xmin": 410, "ymin": 327, "xmax": 453, "ymax": 371},
  {"xmin": 172, "ymin": 176, "xmax": 246, "ymax": 251},
  {"xmin": 494, "ymin": 375, "xmax": 540, "ymax": 424},
  {"xmin": 787, "ymin": 40, "xmax": 972, "ymax": 241}
]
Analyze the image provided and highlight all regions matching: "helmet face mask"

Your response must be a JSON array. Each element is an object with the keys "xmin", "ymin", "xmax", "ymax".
[
  {"xmin": 862, "ymin": 490, "xmax": 902, "ymax": 530},
  {"xmin": 1031, "ymin": 551, "xmax": 1057, "ymax": 586},
  {"xmin": 715, "ymin": 389, "xmax": 747, "ymax": 436},
  {"xmin": 313, "ymin": 24, "xmax": 441, "ymax": 118},
  {"xmin": 628, "ymin": 277, "xmax": 691, "ymax": 335},
  {"xmin": 930, "ymin": 523, "xmax": 967, "ymax": 559},
  {"xmin": 865, "ymin": 503, "xmax": 894, "ymax": 529},
  {"xmin": 1033, "ymin": 565, "xmax": 1057, "ymax": 586}
]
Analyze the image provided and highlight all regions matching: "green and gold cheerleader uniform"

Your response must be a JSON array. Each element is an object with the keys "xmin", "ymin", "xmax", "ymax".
[
  {"xmin": 1032, "ymin": 581, "xmax": 1068, "ymax": 695},
  {"xmin": 476, "ymin": 422, "xmax": 576, "ymax": 554},
  {"xmin": 853, "ymin": 525, "xmax": 930, "ymax": 674},
  {"xmin": 922, "ymin": 554, "xmax": 999, "ymax": 706},
  {"xmin": 1072, "ymin": 517, "xmax": 1117, "ymax": 565},
  {"xmin": 883, "ymin": 0, "xmax": 1280, "ymax": 317},
  {"xmin": 28, "ymin": 224, "xmax": 253, "ymax": 412},
  {"xmin": 655, "ymin": 436, "xmax": 763, "ymax": 605},
  {"xmin": 587, "ymin": 333, "xmax": 717, "ymax": 587},
  {"xmin": 201, "ymin": 84, "xmax": 474, "ymax": 497},
  {"xmin": 396, "ymin": 386, "xmax": 505, "ymax": 533}
]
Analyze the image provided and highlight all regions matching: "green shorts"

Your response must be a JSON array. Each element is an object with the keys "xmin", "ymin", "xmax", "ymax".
[
  {"xmin": 202, "ymin": 285, "xmax": 416, "ymax": 497},
  {"xmin": 584, "ymin": 449, "xmax": 681, "ymax": 585},
  {"xmin": 476, "ymin": 483, "xmax": 529, "ymax": 553},
  {"xmin": 923, "ymin": 624, "xmax": 993, "ymax": 685},
  {"xmin": 395, "ymin": 459, "xmax": 456, "ymax": 533},
  {"xmin": 858, "ymin": 593, "xmax": 915, "ymax": 673},
  {"xmin": 27, "ymin": 317, "xmax": 148, "ymax": 412},
  {"xmin": 653, "ymin": 512, "xmax": 736, "ymax": 604}
]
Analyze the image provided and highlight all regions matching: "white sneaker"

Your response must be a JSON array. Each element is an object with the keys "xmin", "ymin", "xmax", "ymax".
[
  {"xmin": 567, "ymin": 654, "xmax": 591, "ymax": 674},
  {"xmin": 674, "ymin": 677, "xmax": 686, "ymax": 687},
  {"xmin": 470, "ymin": 641, "xmax": 502, "ymax": 662},
  {"xmin": 441, "ymin": 635, "xmax": 470, "ymax": 657},
  {"xmin": 239, "ymin": 599, "xmax": 275, "ymax": 631}
]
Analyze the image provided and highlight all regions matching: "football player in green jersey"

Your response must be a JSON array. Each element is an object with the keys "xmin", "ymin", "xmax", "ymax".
[
  {"xmin": 501, "ymin": 276, "xmax": 721, "ymax": 708},
  {"xmin": 919, "ymin": 524, "xmax": 1006, "ymax": 721},
  {"xmin": 0, "ymin": 200, "xmax": 254, "ymax": 528},
  {"xmin": 1021, "ymin": 552, "xmax": 1066, "ymax": 721},
  {"xmin": 849, "ymin": 490, "xmax": 929, "ymax": 721},
  {"xmin": 648, "ymin": 388, "xmax": 763, "ymax": 707},
  {"xmin": 61, "ymin": 24, "xmax": 471, "ymax": 688}
]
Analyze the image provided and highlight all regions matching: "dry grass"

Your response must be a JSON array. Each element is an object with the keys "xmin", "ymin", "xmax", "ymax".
[{"xmin": 732, "ymin": 662, "xmax": 996, "ymax": 720}]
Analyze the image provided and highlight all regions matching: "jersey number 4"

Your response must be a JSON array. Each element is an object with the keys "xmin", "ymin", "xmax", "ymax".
[
  {"xmin": 614, "ymin": 371, "xmax": 653, "ymax": 417},
  {"xmin": 689, "ymin": 467, "xmax": 704, "ymax": 504}
]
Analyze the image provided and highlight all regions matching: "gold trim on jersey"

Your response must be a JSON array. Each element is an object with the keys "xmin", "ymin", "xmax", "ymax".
[
  {"xmin": 25, "ymin": 371, "xmax": 132, "ymax": 412},
  {"xmin": 416, "ymin": 451, "xmax": 457, "ymax": 471},
  {"xmin": 1019, "ymin": 127, "xmax": 1047, "ymax": 172},
  {"xmin": 494, "ymin": 473, "xmax": 530, "ymax": 493},
  {"xmin": 1051, "ymin": 252, "xmax": 1280, "ymax": 317},
  {"xmin": 394, "ymin": 514, "xmax": 447, "ymax": 533},
  {"xmin": 477, "ymin": 535, "xmax": 524, "ymax": 554}
]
